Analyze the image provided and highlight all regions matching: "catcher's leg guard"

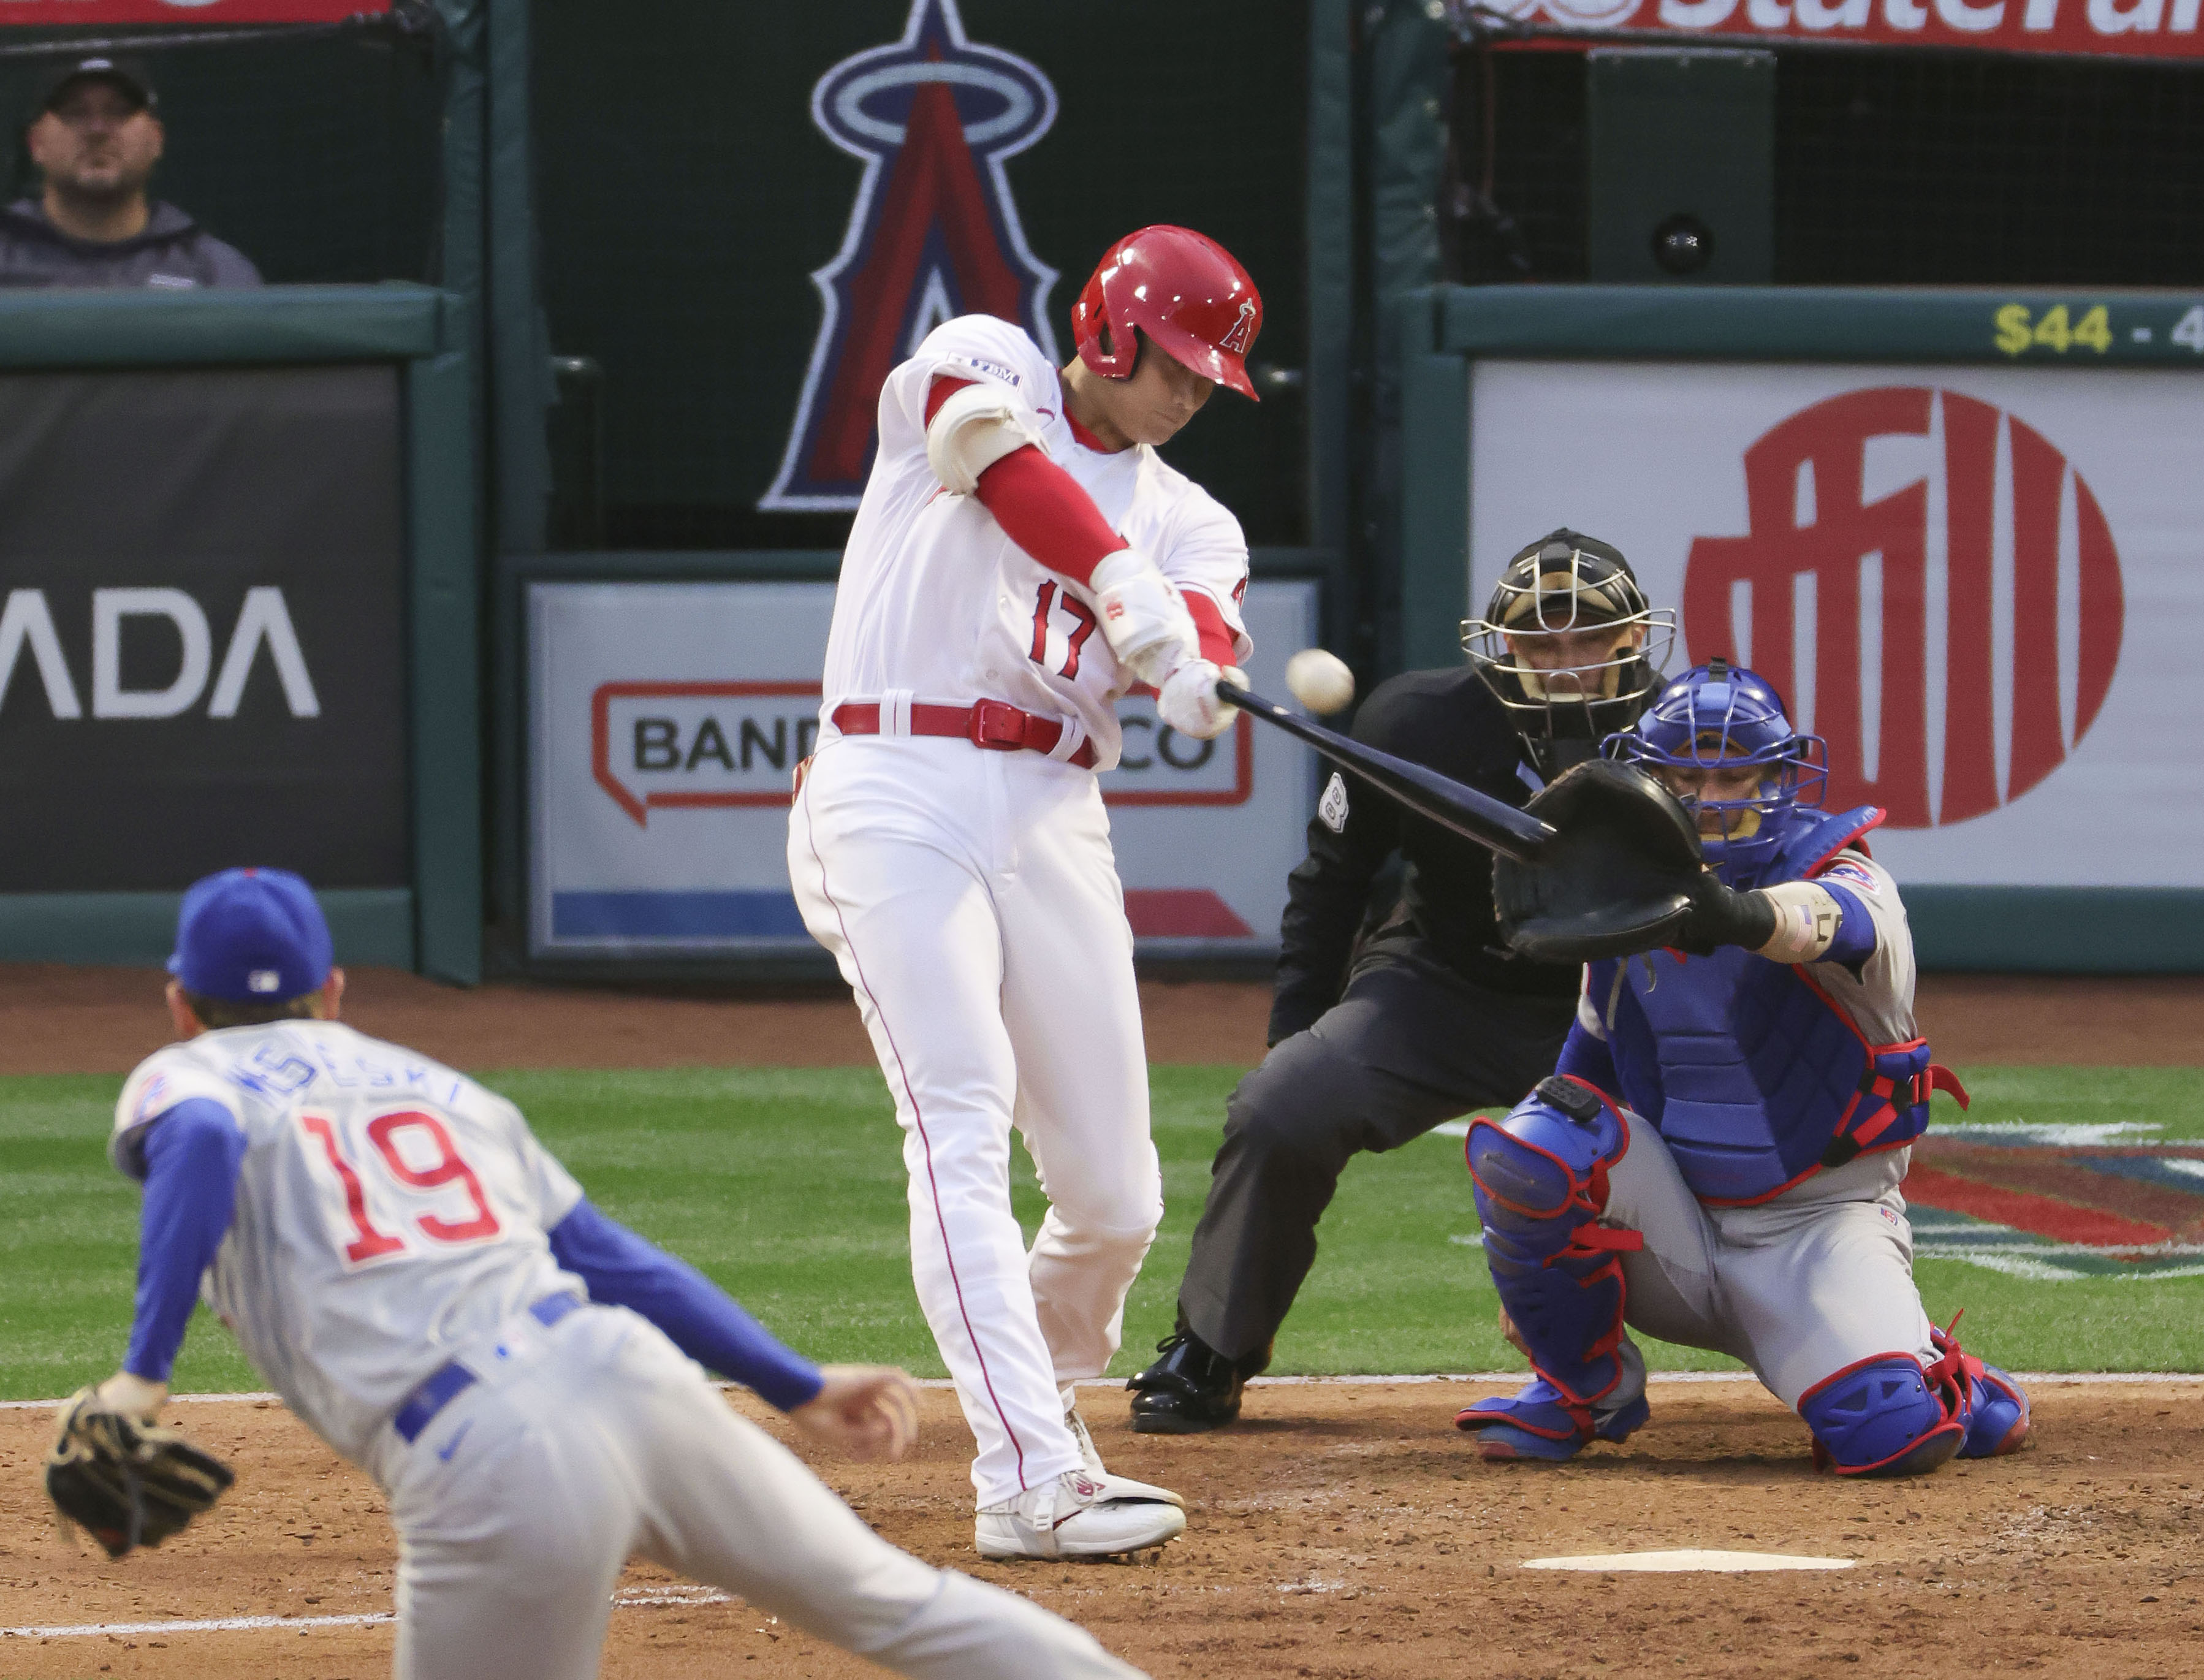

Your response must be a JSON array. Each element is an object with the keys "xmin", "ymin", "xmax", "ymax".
[
  {"xmin": 1798, "ymin": 1342, "xmax": 1970, "ymax": 1478},
  {"xmin": 1457, "ymin": 1078, "xmax": 1643, "ymax": 1459},
  {"xmin": 1456, "ymin": 1368, "xmax": 1651, "ymax": 1462},
  {"xmin": 1934, "ymin": 1322, "xmax": 2031, "ymax": 1458}
]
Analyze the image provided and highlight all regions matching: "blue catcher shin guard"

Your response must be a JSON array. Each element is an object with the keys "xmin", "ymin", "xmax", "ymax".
[
  {"xmin": 1799, "ymin": 1323, "xmax": 1978, "ymax": 1478},
  {"xmin": 1933, "ymin": 1321, "xmax": 2031, "ymax": 1458},
  {"xmin": 1456, "ymin": 1374, "xmax": 1652, "ymax": 1462},
  {"xmin": 1457, "ymin": 1078, "xmax": 1644, "ymax": 1460}
]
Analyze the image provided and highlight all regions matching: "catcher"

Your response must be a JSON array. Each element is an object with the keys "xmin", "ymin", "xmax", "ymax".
[
  {"xmin": 1459, "ymin": 660, "xmax": 2031, "ymax": 1475},
  {"xmin": 55, "ymin": 866, "xmax": 1147, "ymax": 1679}
]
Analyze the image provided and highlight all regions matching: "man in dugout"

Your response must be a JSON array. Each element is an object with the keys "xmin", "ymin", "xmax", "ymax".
[
  {"xmin": 1, "ymin": 56, "xmax": 260, "ymax": 291},
  {"xmin": 1127, "ymin": 531, "xmax": 1673, "ymax": 1431}
]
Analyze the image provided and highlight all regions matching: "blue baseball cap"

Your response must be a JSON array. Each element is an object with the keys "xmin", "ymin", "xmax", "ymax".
[{"xmin": 167, "ymin": 868, "xmax": 333, "ymax": 1003}]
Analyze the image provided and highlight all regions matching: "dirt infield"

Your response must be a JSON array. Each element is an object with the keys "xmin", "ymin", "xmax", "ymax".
[
  {"xmin": 6, "ymin": 969, "xmax": 2200, "ymax": 1676},
  {"xmin": 3, "ymin": 1380, "xmax": 2200, "ymax": 1679},
  {"xmin": 6, "ymin": 965, "xmax": 2204, "ymax": 1077}
]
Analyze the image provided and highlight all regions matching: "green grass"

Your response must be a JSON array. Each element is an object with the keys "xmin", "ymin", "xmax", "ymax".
[{"xmin": 3, "ymin": 1063, "xmax": 2200, "ymax": 1399}]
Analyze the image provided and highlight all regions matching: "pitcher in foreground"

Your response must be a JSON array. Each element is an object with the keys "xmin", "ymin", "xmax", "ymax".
[{"xmin": 69, "ymin": 867, "xmax": 1146, "ymax": 1680}]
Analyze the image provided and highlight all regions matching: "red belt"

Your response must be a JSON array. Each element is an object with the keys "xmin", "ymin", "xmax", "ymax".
[{"xmin": 830, "ymin": 699, "xmax": 1097, "ymax": 769}]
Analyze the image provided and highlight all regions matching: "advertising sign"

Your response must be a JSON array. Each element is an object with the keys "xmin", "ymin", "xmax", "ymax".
[
  {"xmin": 1467, "ymin": 359, "xmax": 2203, "ymax": 887},
  {"xmin": 1484, "ymin": 0, "xmax": 2204, "ymax": 61},
  {"xmin": 0, "ymin": 366, "xmax": 408, "ymax": 891},
  {"xmin": 761, "ymin": 0, "xmax": 1060, "ymax": 511},
  {"xmin": 528, "ymin": 579, "xmax": 1320, "ymax": 957},
  {"xmin": 0, "ymin": 1, "xmax": 380, "ymax": 21}
]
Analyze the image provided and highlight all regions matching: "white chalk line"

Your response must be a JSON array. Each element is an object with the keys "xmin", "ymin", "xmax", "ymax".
[
  {"xmin": 2, "ymin": 1611, "xmax": 392, "ymax": 1639},
  {"xmin": 2, "ymin": 1585, "xmax": 734, "ymax": 1641},
  {"xmin": 7, "ymin": 1368, "xmax": 2202, "ymax": 1413}
]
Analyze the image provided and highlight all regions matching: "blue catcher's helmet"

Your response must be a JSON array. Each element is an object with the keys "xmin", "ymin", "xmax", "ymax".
[{"xmin": 1604, "ymin": 658, "xmax": 1828, "ymax": 883}]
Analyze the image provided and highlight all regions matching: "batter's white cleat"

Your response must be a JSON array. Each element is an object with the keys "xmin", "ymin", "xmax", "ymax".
[
  {"xmin": 975, "ymin": 1469, "xmax": 1187, "ymax": 1560},
  {"xmin": 1064, "ymin": 1404, "xmax": 1108, "ymax": 1476}
]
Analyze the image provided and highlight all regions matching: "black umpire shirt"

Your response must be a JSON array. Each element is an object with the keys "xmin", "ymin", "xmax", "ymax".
[{"xmin": 1269, "ymin": 666, "xmax": 1582, "ymax": 1044}]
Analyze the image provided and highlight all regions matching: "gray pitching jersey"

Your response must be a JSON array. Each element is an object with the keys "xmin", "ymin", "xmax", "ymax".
[{"xmin": 112, "ymin": 1020, "xmax": 585, "ymax": 1467}]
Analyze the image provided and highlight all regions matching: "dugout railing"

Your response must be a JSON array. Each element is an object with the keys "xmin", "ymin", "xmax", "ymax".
[
  {"xmin": 1394, "ymin": 281, "xmax": 2204, "ymax": 973},
  {"xmin": 0, "ymin": 285, "xmax": 481, "ymax": 984}
]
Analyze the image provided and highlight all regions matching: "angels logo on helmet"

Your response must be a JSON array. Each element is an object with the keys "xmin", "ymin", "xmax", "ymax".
[
  {"xmin": 1461, "ymin": 528, "xmax": 1675, "ymax": 780},
  {"xmin": 1072, "ymin": 225, "xmax": 1264, "ymax": 400}
]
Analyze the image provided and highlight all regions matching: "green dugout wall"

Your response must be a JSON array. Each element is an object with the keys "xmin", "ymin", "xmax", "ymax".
[{"xmin": 1394, "ymin": 283, "xmax": 2204, "ymax": 972}]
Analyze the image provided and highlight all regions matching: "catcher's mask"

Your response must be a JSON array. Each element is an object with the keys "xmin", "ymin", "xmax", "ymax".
[
  {"xmin": 1604, "ymin": 658, "xmax": 1828, "ymax": 882},
  {"xmin": 1461, "ymin": 529, "xmax": 1674, "ymax": 780}
]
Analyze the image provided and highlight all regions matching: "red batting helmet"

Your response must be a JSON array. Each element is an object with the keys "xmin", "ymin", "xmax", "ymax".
[{"xmin": 1072, "ymin": 226, "xmax": 1263, "ymax": 401}]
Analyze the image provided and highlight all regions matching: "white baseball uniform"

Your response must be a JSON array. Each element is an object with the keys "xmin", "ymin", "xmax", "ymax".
[
  {"xmin": 788, "ymin": 313, "xmax": 1250, "ymax": 1507},
  {"xmin": 110, "ymin": 1020, "xmax": 1144, "ymax": 1680}
]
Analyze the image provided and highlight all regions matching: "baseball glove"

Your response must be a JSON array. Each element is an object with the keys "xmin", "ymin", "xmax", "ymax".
[
  {"xmin": 45, "ymin": 1385, "xmax": 234, "ymax": 1559},
  {"xmin": 1492, "ymin": 759, "xmax": 1704, "ymax": 963}
]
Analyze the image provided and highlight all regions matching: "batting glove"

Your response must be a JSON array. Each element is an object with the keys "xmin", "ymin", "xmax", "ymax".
[
  {"xmin": 1085, "ymin": 548, "xmax": 1200, "ymax": 689},
  {"xmin": 1157, "ymin": 661, "xmax": 1245, "ymax": 741}
]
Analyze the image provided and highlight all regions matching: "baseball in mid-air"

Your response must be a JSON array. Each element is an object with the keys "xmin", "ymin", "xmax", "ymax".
[{"xmin": 1285, "ymin": 647, "xmax": 1355, "ymax": 715}]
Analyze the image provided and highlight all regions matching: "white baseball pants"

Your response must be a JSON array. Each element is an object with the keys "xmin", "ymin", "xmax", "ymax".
[
  {"xmin": 380, "ymin": 1302, "xmax": 1144, "ymax": 1680},
  {"xmin": 788, "ymin": 735, "xmax": 1163, "ymax": 1507},
  {"xmin": 1602, "ymin": 1112, "xmax": 1937, "ymax": 1411}
]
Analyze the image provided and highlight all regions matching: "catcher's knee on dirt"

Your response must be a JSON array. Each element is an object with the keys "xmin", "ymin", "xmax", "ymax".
[
  {"xmin": 1798, "ymin": 1350, "xmax": 1970, "ymax": 1477},
  {"xmin": 1465, "ymin": 1077, "xmax": 1641, "ymax": 1407}
]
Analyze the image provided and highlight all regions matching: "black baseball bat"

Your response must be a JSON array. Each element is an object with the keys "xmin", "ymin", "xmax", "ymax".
[{"xmin": 1215, "ymin": 680, "xmax": 1555, "ymax": 864}]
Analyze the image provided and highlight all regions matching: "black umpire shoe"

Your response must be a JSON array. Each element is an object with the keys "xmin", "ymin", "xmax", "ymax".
[{"xmin": 1126, "ymin": 1329, "xmax": 1271, "ymax": 1434}]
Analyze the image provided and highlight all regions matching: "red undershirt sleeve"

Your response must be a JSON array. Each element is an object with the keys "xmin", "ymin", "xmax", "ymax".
[
  {"xmin": 1181, "ymin": 591, "xmax": 1239, "ymax": 670},
  {"xmin": 927, "ymin": 375, "xmax": 1127, "ymax": 588}
]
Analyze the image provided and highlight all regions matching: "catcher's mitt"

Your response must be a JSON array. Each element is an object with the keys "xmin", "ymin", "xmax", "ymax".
[
  {"xmin": 45, "ymin": 1386, "xmax": 234, "ymax": 1559},
  {"xmin": 1492, "ymin": 759, "xmax": 1704, "ymax": 963}
]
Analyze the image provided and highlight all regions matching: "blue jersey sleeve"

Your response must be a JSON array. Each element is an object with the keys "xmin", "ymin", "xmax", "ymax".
[
  {"xmin": 124, "ymin": 1099, "xmax": 248, "ymax": 1383},
  {"xmin": 1555, "ymin": 1018, "xmax": 1620, "ymax": 1097},
  {"xmin": 547, "ymin": 1198, "xmax": 824, "ymax": 1412},
  {"xmin": 1818, "ymin": 883, "xmax": 1877, "ymax": 967}
]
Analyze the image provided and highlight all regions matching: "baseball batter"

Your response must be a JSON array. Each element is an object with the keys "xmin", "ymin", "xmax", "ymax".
[
  {"xmin": 787, "ymin": 225, "xmax": 1262, "ymax": 1557},
  {"xmin": 89, "ymin": 867, "xmax": 1147, "ymax": 1679},
  {"xmin": 1457, "ymin": 663, "xmax": 2032, "ymax": 1475}
]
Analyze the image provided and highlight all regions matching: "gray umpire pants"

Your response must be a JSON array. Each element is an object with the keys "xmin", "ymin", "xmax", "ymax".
[{"xmin": 1177, "ymin": 937, "xmax": 1575, "ymax": 1364}]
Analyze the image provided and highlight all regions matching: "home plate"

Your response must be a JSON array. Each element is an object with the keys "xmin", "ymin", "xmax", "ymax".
[{"xmin": 1523, "ymin": 1549, "xmax": 1853, "ymax": 1573}]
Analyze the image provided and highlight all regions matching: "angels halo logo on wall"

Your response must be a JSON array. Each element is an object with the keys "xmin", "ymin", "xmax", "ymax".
[
  {"xmin": 760, "ymin": 0, "xmax": 1059, "ymax": 512},
  {"xmin": 1681, "ymin": 387, "xmax": 2126, "ymax": 830}
]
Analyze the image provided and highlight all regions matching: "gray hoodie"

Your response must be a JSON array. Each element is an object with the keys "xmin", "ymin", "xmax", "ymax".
[{"xmin": 0, "ymin": 198, "xmax": 261, "ymax": 290}]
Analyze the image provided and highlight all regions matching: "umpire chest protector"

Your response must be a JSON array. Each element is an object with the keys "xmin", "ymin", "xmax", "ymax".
[{"xmin": 1591, "ymin": 805, "xmax": 1940, "ymax": 1205}]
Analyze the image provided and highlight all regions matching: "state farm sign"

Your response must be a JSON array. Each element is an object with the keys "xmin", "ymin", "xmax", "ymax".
[
  {"xmin": 1467, "ymin": 360, "xmax": 2204, "ymax": 888},
  {"xmin": 1481, "ymin": 0, "xmax": 2204, "ymax": 59}
]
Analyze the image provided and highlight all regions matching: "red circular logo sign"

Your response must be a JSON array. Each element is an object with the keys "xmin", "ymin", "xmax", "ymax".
[{"xmin": 1681, "ymin": 387, "xmax": 2125, "ymax": 829}]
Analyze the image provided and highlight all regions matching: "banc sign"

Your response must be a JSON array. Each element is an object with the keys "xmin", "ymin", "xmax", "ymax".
[
  {"xmin": 528, "ymin": 579, "xmax": 1317, "ymax": 957},
  {"xmin": 1468, "ymin": 360, "xmax": 2200, "ymax": 889}
]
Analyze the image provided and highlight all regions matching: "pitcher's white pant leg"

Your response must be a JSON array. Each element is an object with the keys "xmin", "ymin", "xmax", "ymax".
[
  {"xmin": 386, "ymin": 1367, "xmax": 634, "ymax": 1680},
  {"xmin": 789, "ymin": 742, "xmax": 1083, "ymax": 1505},
  {"xmin": 994, "ymin": 759, "xmax": 1161, "ymax": 1386},
  {"xmin": 615, "ymin": 1325, "xmax": 1147, "ymax": 1679}
]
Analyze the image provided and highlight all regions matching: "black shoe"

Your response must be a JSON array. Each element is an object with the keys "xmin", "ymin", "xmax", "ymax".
[{"xmin": 1126, "ymin": 1331, "xmax": 1267, "ymax": 1435}]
